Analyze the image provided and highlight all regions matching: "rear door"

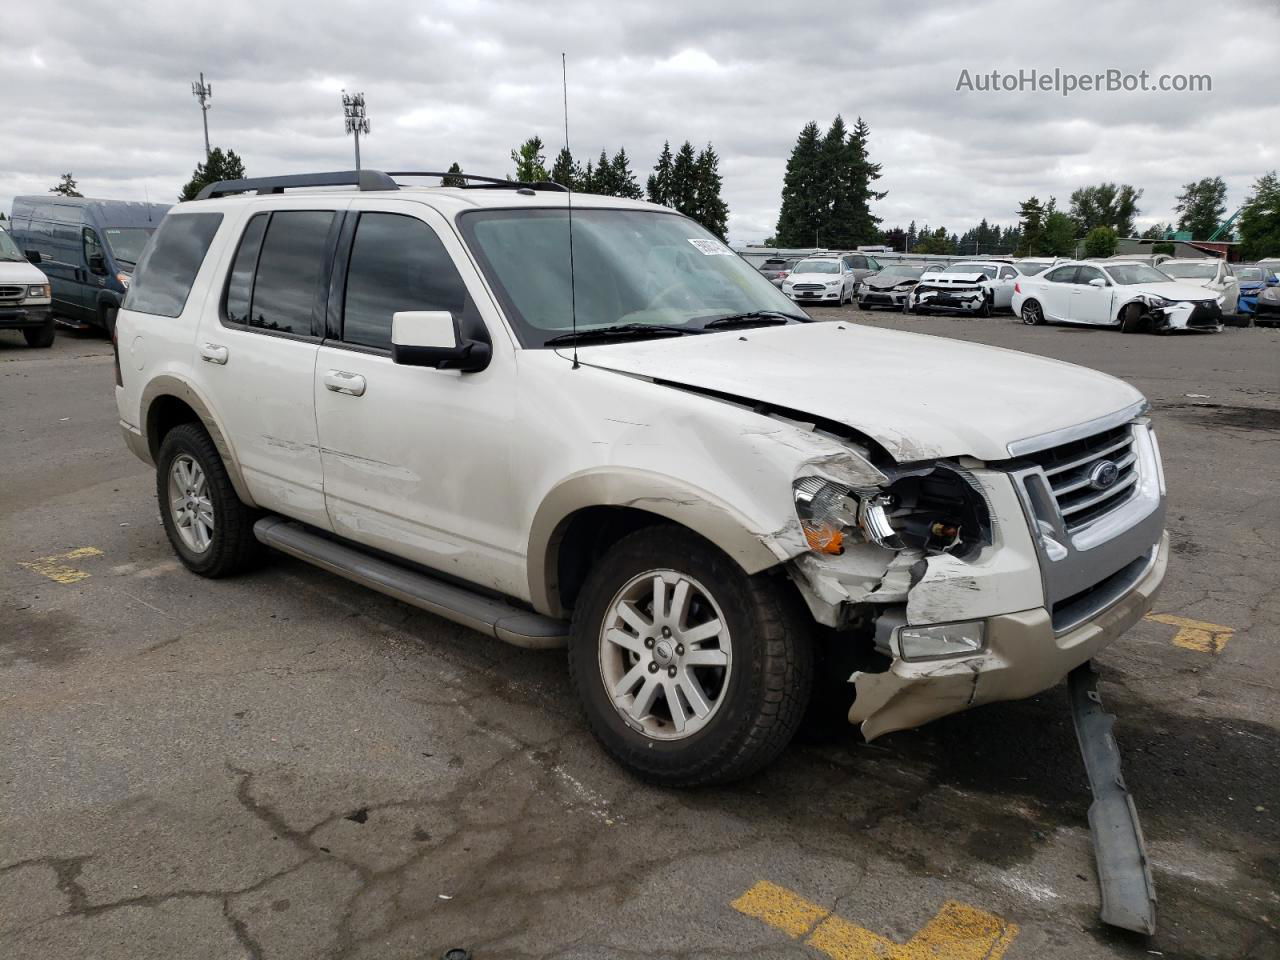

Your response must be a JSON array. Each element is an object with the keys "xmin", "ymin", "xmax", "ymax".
[
  {"xmin": 1037, "ymin": 265, "xmax": 1077, "ymax": 321},
  {"xmin": 192, "ymin": 203, "xmax": 344, "ymax": 529}
]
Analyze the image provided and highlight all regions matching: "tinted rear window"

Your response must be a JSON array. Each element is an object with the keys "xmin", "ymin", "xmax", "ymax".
[
  {"xmin": 124, "ymin": 213, "xmax": 223, "ymax": 318},
  {"xmin": 246, "ymin": 211, "xmax": 335, "ymax": 335}
]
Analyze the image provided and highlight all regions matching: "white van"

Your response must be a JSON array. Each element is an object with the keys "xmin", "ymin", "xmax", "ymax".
[{"xmin": 0, "ymin": 227, "xmax": 53, "ymax": 347}]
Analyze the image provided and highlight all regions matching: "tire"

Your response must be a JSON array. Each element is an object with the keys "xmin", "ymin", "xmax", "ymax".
[
  {"xmin": 156, "ymin": 423, "xmax": 261, "ymax": 578},
  {"xmin": 1119, "ymin": 304, "xmax": 1148, "ymax": 334},
  {"xmin": 101, "ymin": 306, "xmax": 118, "ymax": 338},
  {"xmin": 23, "ymin": 319, "xmax": 55, "ymax": 348},
  {"xmin": 977, "ymin": 297, "xmax": 992, "ymax": 318},
  {"xmin": 568, "ymin": 526, "xmax": 813, "ymax": 787},
  {"xmin": 1021, "ymin": 300, "xmax": 1044, "ymax": 325}
]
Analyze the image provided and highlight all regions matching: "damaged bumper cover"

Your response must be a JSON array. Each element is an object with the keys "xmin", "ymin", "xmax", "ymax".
[
  {"xmin": 1149, "ymin": 299, "xmax": 1222, "ymax": 333},
  {"xmin": 848, "ymin": 532, "xmax": 1167, "ymax": 739}
]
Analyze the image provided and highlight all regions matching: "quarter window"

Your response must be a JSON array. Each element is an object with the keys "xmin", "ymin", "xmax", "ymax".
[
  {"xmin": 342, "ymin": 213, "xmax": 468, "ymax": 350},
  {"xmin": 123, "ymin": 213, "xmax": 223, "ymax": 318},
  {"xmin": 246, "ymin": 211, "xmax": 335, "ymax": 335}
]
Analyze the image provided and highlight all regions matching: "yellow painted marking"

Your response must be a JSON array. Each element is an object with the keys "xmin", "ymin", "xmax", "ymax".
[
  {"xmin": 732, "ymin": 880, "xmax": 1018, "ymax": 960},
  {"xmin": 1144, "ymin": 613, "xmax": 1234, "ymax": 654},
  {"xmin": 18, "ymin": 546, "xmax": 104, "ymax": 584}
]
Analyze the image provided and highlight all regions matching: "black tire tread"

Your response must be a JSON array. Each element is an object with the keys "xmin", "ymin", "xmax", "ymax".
[
  {"xmin": 156, "ymin": 423, "xmax": 261, "ymax": 578},
  {"xmin": 23, "ymin": 321, "xmax": 55, "ymax": 348}
]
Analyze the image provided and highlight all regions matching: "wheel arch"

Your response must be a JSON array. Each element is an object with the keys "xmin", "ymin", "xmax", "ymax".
[
  {"xmin": 140, "ymin": 375, "xmax": 256, "ymax": 506},
  {"xmin": 528, "ymin": 470, "xmax": 784, "ymax": 619}
]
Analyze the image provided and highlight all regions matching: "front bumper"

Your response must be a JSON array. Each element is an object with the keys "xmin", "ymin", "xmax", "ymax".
[
  {"xmin": 0, "ymin": 303, "xmax": 51, "ymax": 330},
  {"xmin": 1151, "ymin": 300, "xmax": 1222, "ymax": 333},
  {"xmin": 860, "ymin": 289, "xmax": 911, "ymax": 307},
  {"xmin": 910, "ymin": 287, "xmax": 986, "ymax": 313},
  {"xmin": 850, "ymin": 531, "xmax": 1168, "ymax": 738},
  {"xmin": 787, "ymin": 288, "xmax": 842, "ymax": 302}
]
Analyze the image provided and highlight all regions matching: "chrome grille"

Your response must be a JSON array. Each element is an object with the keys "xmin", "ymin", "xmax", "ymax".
[
  {"xmin": 0, "ymin": 284, "xmax": 24, "ymax": 301},
  {"xmin": 1021, "ymin": 424, "xmax": 1138, "ymax": 531},
  {"xmin": 792, "ymin": 283, "xmax": 825, "ymax": 291}
]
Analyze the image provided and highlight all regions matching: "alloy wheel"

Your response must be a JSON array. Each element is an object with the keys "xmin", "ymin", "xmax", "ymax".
[{"xmin": 168, "ymin": 454, "xmax": 215, "ymax": 553}]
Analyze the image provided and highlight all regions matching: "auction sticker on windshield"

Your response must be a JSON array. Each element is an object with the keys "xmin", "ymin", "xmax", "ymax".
[{"xmin": 688, "ymin": 238, "xmax": 733, "ymax": 255}]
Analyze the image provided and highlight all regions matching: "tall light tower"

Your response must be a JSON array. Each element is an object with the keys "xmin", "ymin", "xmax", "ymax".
[
  {"xmin": 191, "ymin": 73, "xmax": 212, "ymax": 158},
  {"xmin": 342, "ymin": 91, "xmax": 370, "ymax": 171}
]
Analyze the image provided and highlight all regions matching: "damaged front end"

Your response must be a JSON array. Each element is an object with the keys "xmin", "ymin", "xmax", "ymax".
[
  {"xmin": 1138, "ymin": 295, "xmax": 1224, "ymax": 333},
  {"xmin": 909, "ymin": 275, "xmax": 989, "ymax": 314}
]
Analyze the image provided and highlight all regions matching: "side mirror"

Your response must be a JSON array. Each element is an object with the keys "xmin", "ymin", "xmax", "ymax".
[
  {"xmin": 391, "ymin": 310, "xmax": 491, "ymax": 372},
  {"xmin": 24, "ymin": 249, "xmax": 41, "ymax": 265},
  {"xmin": 1089, "ymin": 277, "xmax": 1107, "ymax": 288}
]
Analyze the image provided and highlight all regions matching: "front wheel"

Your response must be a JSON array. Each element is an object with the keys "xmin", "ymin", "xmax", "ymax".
[
  {"xmin": 568, "ymin": 526, "xmax": 812, "ymax": 787},
  {"xmin": 23, "ymin": 319, "xmax": 55, "ymax": 348}
]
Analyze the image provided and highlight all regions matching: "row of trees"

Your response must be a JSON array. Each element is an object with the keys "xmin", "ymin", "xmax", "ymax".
[
  {"xmin": 772, "ymin": 116, "xmax": 883, "ymax": 249},
  {"xmin": 458, "ymin": 136, "xmax": 730, "ymax": 240}
]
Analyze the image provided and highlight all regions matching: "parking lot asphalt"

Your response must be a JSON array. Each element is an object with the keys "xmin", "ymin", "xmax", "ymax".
[{"xmin": 2, "ymin": 315, "xmax": 1277, "ymax": 960}]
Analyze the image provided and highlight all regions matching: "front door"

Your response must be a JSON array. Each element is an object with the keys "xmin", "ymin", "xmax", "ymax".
[
  {"xmin": 992, "ymin": 265, "xmax": 1018, "ymax": 309},
  {"xmin": 313, "ymin": 200, "xmax": 524, "ymax": 596},
  {"xmin": 1068, "ymin": 264, "xmax": 1115, "ymax": 325}
]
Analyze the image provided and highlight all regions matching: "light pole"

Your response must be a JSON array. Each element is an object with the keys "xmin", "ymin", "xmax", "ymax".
[
  {"xmin": 342, "ymin": 91, "xmax": 370, "ymax": 171},
  {"xmin": 191, "ymin": 73, "xmax": 212, "ymax": 158}
]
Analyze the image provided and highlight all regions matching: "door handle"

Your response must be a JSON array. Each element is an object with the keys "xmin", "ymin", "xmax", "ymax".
[
  {"xmin": 323, "ymin": 370, "xmax": 366, "ymax": 397},
  {"xmin": 200, "ymin": 343, "xmax": 229, "ymax": 365}
]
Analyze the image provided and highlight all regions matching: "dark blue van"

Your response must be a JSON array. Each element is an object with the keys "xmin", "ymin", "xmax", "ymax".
[{"xmin": 9, "ymin": 196, "xmax": 170, "ymax": 334}]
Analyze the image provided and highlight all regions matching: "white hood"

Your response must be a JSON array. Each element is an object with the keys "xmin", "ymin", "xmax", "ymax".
[
  {"xmin": 1121, "ymin": 280, "xmax": 1218, "ymax": 301},
  {"xmin": 0, "ymin": 259, "xmax": 47, "ymax": 285},
  {"xmin": 786, "ymin": 272, "xmax": 841, "ymax": 283},
  {"xmin": 575, "ymin": 322, "xmax": 1143, "ymax": 462}
]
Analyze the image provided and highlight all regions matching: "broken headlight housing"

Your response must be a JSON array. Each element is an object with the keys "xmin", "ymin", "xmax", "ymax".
[{"xmin": 793, "ymin": 467, "xmax": 992, "ymax": 559}]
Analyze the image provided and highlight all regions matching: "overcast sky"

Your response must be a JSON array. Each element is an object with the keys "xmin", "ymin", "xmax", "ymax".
[{"xmin": 3, "ymin": 0, "xmax": 1277, "ymax": 244}]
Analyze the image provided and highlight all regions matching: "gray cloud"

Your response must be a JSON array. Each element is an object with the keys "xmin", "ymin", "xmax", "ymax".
[{"xmin": 3, "ymin": 0, "xmax": 1277, "ymax": 243}]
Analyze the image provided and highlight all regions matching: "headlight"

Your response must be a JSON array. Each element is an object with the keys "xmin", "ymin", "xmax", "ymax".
[
  {"xmin": 895, "ymin": 621, "xmax": 986, "ymax": 661},
  {"xmin": 116, "ymin": 272, "xmax": 132, "ymax": 289},
  {"xmin": 27, "ymin": 283, "xmax": 50, "ymax": 298},
  {"xmin": 793, "ymin": 468, "xmax": 992, "ymax": 558},
  {"xmin": 826, "ymin": 280, "xmax": 841, "ymax": 288},
  {"xmin": 1142, "ymin": 295, "xmax": 1173, "ymax": 308}
]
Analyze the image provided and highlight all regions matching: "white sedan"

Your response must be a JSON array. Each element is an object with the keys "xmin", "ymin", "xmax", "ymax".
[
  {"xmin": 781, "ymin": 257, "xmax": 857, "ymax": 305},
  {"xmin": 1159, "ymin": 259, "xmax": 1240, "ymax": 318},
  {"xmin": 1012, "ymin": 260, "xmax": 1224, "ymax": 334}
]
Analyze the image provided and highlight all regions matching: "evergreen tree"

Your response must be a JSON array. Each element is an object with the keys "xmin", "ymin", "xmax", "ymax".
[
  {"xmin": 580, "ymin": 159, "xmax": 596, "ymax": 194},
  {"xmin": 774, "ymin": 122, "xmax": 822, "ymax": 247},
  {"xmin": 592, "ymin": 149, "xmax": 616, "ymax": 195},
  {"xmin": 549, "ymin": 148, "xmax": 577, "ymax": 190},
  {"xmin": 441, "ymin": 162, "xmax": 466, "ymax": 187},
  {"xmin": 906, "ymin": 220, "xmax": 918, "ymax": 251},
  {"xmin": 50, "ymin": 173, "xmax": 83, "ymax": 197},
  {"xmin": 1238, "ymin": 171, "xmax": 1280, "ymax": 261},
  {"xmin": 842, "ymin": 117, "xmax": 885, "ymax": 245},
  {"xmin": 1042, "ymin": 210, "xmax": 1078, "ymax": 256},
  {"xmin": 817, "ymin": 115, "xmax": 850, "ymax": 245},
  {"xmin": 646, "ymin": 141, "xmax": 675, "ymax": 207},
  {"xmin": 691, "ymin": 145, "xmax": 729, "ymax": 240},
  {"xmin": 610, "ymin": 148, "xmax": 643, "ymax": 200},
  {"xmin": 179, "ymin": 148, "xmax": 246, "ymax": 201},
  {"xmin": 510, "ymin": 136, "xmax": 548, "ymax": 182},
  {"xmin": 670, "ymin": 142, "xmax": 699, "ymax": 218},
  {"xmin": 1015, "ymin": 197, "xmax": 1046, "ymax": 255}
]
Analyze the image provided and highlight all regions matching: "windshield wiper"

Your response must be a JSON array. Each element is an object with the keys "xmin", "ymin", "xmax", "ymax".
[
  {"xmin": 701, "ymin": 310, "xmax": 811, "ymax": 329},
  {"xmin": 543, "ymin": 323, "xmax": 703, "ymax": 347}
]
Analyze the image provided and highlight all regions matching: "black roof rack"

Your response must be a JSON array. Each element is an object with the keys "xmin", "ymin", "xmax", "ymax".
[
  {"xmin": 194, "ymin": 169, "xmax": 569, "ymax": 201},
  {"xmin": 195, "ymin": 170, "xmax": 398, "ymax": 201},
  {"xmin": 388, "ymin": 171, "xmax": 569, "ymax": 193}
]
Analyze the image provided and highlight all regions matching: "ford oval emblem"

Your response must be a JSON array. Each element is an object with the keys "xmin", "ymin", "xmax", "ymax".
[{"xmin": 1089, "ymin": 460, "xmax": 1120, "ymax": 490}]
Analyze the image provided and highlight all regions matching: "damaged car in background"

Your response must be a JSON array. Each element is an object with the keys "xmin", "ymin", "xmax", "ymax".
[
  {"xmin": 906, "ymin": 260, "xmax": 1020, "ymax": 315},
  {"xmin": 1014, "ymin": 260, "xmax": 1225, "ymax": 333},
  {"xmin": 117, "ymin": 170, "xmax": 1168, "ymax": 932}
]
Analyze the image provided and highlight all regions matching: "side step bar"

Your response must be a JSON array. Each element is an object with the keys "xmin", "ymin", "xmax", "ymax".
[
  {"xmin": 1068, "ymin": 661, "xmax": 1157, "ymax": 935},
  {"xmin": 253, "ymin": 517, "xmax": 569, "ymax": 649}
]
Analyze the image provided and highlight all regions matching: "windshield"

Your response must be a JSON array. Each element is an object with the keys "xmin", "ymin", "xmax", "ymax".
[
  {"xmin": 0, "ymin": 229, "xmax": 25, "ymax": 262},
  {"xmin": 1234, "ymin": 267, "xmax": 1264, "ymax": 282},
  {"xmin": 459, "ymin": 209, "xmax": 804, "ymax": 346},
  {"xmin": 792, "ymin": 260, "xmax": 840, "ymax": 274},
  {"xmin": 1161, "ymin": 261, "xmax": 1218, "ymax": 279},
  {"xmin": 1104, "ymin": 263, "xmax": 1175, "ymax": 285},
  {"xmin": 880, "ymin": 264, "xmax": 925, "ymax": 278},
  {"xmin": 102, "ymin": 227, "xmax": 154, "ymax": 266}
]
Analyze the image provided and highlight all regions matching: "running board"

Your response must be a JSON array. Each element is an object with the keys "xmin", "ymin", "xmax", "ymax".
[
  {"xmin": 1068, "ymin": 661, "xmax": 1157, "ymax": 935},
  {"xmin": 253, "ymin": 517, "xmax": 569, "ymax": 649}
]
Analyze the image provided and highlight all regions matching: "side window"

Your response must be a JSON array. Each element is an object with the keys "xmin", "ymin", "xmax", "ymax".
[
  {"xmin": 850, "ymin": 256, "xmax": 867, "ymax": 269},
  {"xmin": 247, "ymin": 211, "xmax": 335, "ymax": 335},
  {"xmin": 1076, "ymin": 266, "xmax": 1105, "ymax": 285},
  {"xmin": 83, "ymin": 228, "xmax": 106, "ymax": 273},
  {"xmin": 123, "ymin": 213, "xmax": 223, "ymax": 318},
  {"xmin": 1044, "ymin": 266, "xmax": 1077, "ymax": 284},
  {"xmin": 342, "ymin": 213, "xmax": 468, "ymax": 350},
  {"xmin": 223, "ymin": 214, "xmax": 269, "ymax": 325},
  {"xmin": 999, "ymin": 266, "xmax": 1017, "ymax": 279},
  {"xmin": 867, "ymin": 256, "xmax": 880, "ymax": 270}
]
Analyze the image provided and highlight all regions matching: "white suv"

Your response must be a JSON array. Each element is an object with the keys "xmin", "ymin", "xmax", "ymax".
[{"xmin": 114, "ymin": 170, "xmax": 1168, "ymax": 786}]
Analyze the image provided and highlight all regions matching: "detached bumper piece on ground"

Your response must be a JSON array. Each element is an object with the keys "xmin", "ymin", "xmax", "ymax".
[{"xmin": 1068, "ymin": 661, "xmax": 1157, "ymax": 935}]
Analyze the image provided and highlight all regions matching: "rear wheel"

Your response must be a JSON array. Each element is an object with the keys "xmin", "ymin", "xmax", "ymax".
[
  {"xmin": 156, "ymin": 423, "xmax": 261, "ymax": 578},
  {"xmin": 1021, "ymin": 300, "xmax": 1044, "ymax": 325},
  {"xmin": 23, "ymin": 319, "xmax": 55, "ymax": 348},
  {"xmin": 101, "ymin": 306, "xmax": 118, "ymax": 338},
  {"xmin": 568, "ymin": 526, "xmax": 812, "ymax": 787}
]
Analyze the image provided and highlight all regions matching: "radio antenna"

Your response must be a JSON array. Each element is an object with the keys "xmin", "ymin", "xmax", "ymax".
[{"xmin": 562, "ymin": 52, "xmax": 579, "ymax": 370}]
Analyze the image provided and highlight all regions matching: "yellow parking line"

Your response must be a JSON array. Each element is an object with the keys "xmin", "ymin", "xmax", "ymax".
[
  {"xmin": 18, "ymin": 546, "xmax": 104, "ymax": 584},
  {"xmin": 1144, "ymin": 613, "xmax": 1234, "ymax": 654},
  {"xmin": 732, "ymin": 880, "xmax": 1019, "ymax": 959}
]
